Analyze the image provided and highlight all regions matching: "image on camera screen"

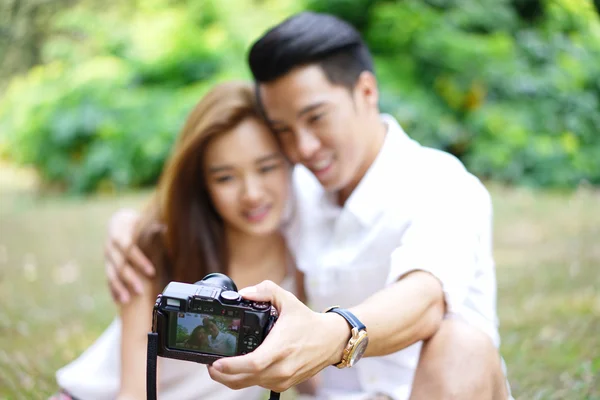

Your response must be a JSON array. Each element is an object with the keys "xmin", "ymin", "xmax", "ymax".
[{"xmin": 169, "ymin": 312, "xmax": 241, "ymax": 356}]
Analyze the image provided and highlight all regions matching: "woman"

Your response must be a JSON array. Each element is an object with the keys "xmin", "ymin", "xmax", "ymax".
[
  {"xmin": 183, "ymin": 325, "xmax": 211, "ymax": 352},
  {"xmin": 53, "ymin": 81, "xmax": 306, "ymax": 400}
]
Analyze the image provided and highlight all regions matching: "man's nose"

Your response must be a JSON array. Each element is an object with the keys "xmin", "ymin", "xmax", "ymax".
[{"xmin": 296, "ymin": 130, "xmax": 320, "ymax": 161}]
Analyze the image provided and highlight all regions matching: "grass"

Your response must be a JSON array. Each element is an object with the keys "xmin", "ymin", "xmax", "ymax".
[{"xmin": 0, "ymin": 165, "xmax": 598, "ymax": 399}]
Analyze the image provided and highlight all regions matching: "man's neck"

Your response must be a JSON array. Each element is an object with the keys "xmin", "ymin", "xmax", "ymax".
[{"xmin": 337, "ymin": 117, "xmax": 388, "ymax": 206}]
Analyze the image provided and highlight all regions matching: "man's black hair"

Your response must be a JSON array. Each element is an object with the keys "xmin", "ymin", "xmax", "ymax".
[{"xmin": 248, "ymin": 11, "xmax": 374, "ymax": 91}]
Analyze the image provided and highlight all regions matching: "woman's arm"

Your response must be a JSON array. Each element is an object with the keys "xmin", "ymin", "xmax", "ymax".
[
  {"xmin": 116, "ymin": 199, "xmax": 166, "ymax": 399},
  {"xmin": 117, "ymin": 275, "xmax": 155, "ymax": 400}
]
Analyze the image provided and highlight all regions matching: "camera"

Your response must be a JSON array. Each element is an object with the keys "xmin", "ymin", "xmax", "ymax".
[{"xmin": 151, "ymin": 273, "xmax": 277, "ymax": 364}]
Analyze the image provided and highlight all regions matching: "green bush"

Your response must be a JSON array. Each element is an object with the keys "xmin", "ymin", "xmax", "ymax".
[
  {"xmin": 1, "ymin": 0, "xmax": 599, "ymax": 192},
  {"xmin": 0, "ymin": 0, "xmax": 303, "ymax": 194},
  {"xmin": 0, "ymin": 57, "xmax": 210, "ymax": 193},
  {"xmin": 313, "ymin": 0, "xmax": 600, "ymax": 187}
]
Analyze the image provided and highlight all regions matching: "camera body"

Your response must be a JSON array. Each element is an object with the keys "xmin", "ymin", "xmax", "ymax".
[{"xmin": 152, "ymin": 273, "xmax": 277, "ymax": 364}]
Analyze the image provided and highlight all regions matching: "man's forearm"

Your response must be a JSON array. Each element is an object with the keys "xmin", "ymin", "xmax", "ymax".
[{"xmin": 349, "ymin": 270, "xmax": 445, "ymax": 357}]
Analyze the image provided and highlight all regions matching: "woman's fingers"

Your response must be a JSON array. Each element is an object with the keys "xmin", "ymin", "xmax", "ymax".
[{"xmin": 105, "ymin": 245, "xmax": 131, "ymax": 304}]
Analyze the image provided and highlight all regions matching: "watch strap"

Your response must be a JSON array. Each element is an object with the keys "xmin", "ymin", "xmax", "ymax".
[{"xmin": 325, "ymin": 307, "xmax": 366, "ymax": 331}]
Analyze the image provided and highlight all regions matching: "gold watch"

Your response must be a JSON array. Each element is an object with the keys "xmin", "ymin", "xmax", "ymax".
[{"xmin": 324, "ymin": 305, "xmax": 369, "ymax": 368}]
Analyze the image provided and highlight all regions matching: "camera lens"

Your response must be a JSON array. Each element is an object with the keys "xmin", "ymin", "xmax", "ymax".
[{"xmin": 198, "ymin": 273, "xmax": 238, "ymax": 292}]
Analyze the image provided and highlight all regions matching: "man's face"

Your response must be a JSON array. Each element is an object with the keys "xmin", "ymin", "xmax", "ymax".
[
  {"xmin": 207, "ymin": 322, "xmax": 219, "ymax": 337},
  {"xmin": 258, "ymin": 65, "xmax": 378, "ymax": 195}
]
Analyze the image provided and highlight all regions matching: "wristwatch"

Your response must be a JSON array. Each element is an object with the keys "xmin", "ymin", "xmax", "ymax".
[{"xmin": 324, "ymin": 305, "xmax": 369, "ymax": 368}]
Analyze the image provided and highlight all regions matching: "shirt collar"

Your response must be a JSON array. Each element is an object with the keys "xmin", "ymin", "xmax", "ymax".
[{"xmin": 321, "ymin": 114, "xmax": 414, "ymax": 226}]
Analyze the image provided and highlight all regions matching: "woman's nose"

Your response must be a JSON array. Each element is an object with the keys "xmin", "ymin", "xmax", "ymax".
[{"xmin": 241, "ymin": 176, "xmax": 264, "ymax": 204}]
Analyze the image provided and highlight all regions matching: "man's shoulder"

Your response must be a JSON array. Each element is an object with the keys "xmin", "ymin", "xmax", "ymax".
[
  {"xmin": 380, "ymin": 115, "xmax": 477, "ymax": 189},
  {"xmin": 292, "ymin": 164, "xmax": 320, "ymax": 189},
  {"xmin": 282, "ymin": 165, "xmax": 324, "ymax": 248},
  {"xmin": 408, "ymin": 144, "xmax": 468, "ymax": 181},
  {"xmin": 388, "ymin": 138, "xmax": 491, "ymax": 213},
  {"xmin": 415, "ymin": 148, "xmax": 492, "ymax": 215},
  {"xmin": 290, "ymin": 164, "xmax": 323, "ymax": 205}
]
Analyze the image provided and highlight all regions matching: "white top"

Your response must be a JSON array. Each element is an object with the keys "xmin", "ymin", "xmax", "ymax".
[
  {"xmin": 208, "ymin": 331, "xmax": 237, "ymax": 356},
  {"xmin": 283, "ymin": 114, "xmax": 502, "ymax": 400},
  {"xmin": 56, "ymin": 275, "xmax": 295, "ymax": 400}
]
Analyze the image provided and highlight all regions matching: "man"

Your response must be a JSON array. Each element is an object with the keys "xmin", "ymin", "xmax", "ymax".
[
  {"xmin": 105, "ymin": 12, "xmax": 511, "ymax": 400},
  {"xmin": 204, "ymin": 318, "xmax": 237, "ymax": 357}
]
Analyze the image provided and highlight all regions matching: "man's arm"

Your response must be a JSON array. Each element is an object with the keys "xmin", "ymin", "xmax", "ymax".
[
  {"xmin": 104, "ymin": 209, "xmax": 156, "ymax": 303},
  {"xmin": 206, "ymin": 271, "xmax": 445, "ymax": 393},
  {"xmin": 207, "ymin": 183, "xmax": 488, "ymax": 392},
  {"xmin": 349, "ymin": 270, "xmax": 445, "ymax": 357}
]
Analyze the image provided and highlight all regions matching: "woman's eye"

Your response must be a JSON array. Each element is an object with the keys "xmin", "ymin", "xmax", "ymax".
[
  {"xmin": 308, "ymin": 113, "xmax": 324, "ymax": 124},
  {"xmin": 274, "ymin": 127, "xmax": 292, "ymax": 136},
  {"xmin": 215, "ymin": 175, "xmax": 234, "ymax": 183},
  {"xmin": 260, "ymin": 164, "xmax": 279, "ymax": 173}
]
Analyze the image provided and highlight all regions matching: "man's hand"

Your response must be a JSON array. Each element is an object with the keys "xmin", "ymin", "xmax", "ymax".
[
  {"xmin": 207, "ymin": 280, "xmax": 350, "ymax": 392},
  {"xmin": 104, "ymin": 209, "xmax": 155, "ymax": 304}
]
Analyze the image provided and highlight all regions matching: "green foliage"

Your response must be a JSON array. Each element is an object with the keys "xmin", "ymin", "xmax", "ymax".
[
  {"xmin": 0, "ymin": 57, "xmax": 207, "ymax": 193},
  {"xmin": 0, "ymin": 0, "xmax": 299, "ymax": 193},
  {"xmin": 1, "ymin": 0, "xmax": 599, "ymax": 192},
  {"xmin": 176, "ymin": 325, "xmax": 189, "ymax": 344},
  {"xmin": 313, "ymin": 0, "xmax": 600, "ymax": 187}
]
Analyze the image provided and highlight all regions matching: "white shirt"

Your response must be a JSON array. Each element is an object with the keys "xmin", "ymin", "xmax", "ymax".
[
  {"xmin": 283, "ymin": 114, "xmax": 501, "ymax": 400},
  {"xmin": 56, "ymin": 275, "xmax": 298, "ymax": 400},
  {"xmin": 209, "ymin": 331, "xmax": 237, "ymax": 356}
]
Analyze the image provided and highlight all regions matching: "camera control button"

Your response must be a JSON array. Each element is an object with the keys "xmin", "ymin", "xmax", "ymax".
[
  {"xmin": 252, "ymin": 301, "xmax": 270, "ymax": 310},
  {"xmin": 242, "ymin": 335, "xmax": 258, "ymax": 351},
  {"xmin": 220, "ymin": 290, "xmax": 241, "ymax": 304}
]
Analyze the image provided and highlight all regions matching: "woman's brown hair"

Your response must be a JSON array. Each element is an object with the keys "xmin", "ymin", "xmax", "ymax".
[
  {"xmin": 186, "ymin": 325, "xmax": 209, "ymax": 348},
  {"xmin": 134, "ymin": 81, "xmax": 261, "ymax": 293}
]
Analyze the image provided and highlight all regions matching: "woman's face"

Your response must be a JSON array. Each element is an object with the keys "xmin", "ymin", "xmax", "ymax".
[
  {"xmin": 193, "ymin": 328, "xmax": 208, "ymax": 346},
  {"xmin": 204, "ymin": 117, "xmax": 290, "ymax": 237}
]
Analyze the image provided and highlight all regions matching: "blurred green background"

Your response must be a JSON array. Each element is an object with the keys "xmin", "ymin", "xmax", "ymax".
[
  {"xmin": 2, "ymin": 0, "xmax": 600, "ymax": 193},
  {"xmin": 0, "ymin": 0, "xmax": 599, "ymax": 399}
]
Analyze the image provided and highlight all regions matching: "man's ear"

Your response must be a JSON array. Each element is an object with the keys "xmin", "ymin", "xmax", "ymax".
[{"xmin": 354, "ymin": 71, "xmax": 379, "ymax": 109}]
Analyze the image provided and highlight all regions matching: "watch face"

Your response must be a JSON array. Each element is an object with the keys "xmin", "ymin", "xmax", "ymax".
[{"xmin": 349, "ymin": 335, "xmax": 369, "ymax": 367}]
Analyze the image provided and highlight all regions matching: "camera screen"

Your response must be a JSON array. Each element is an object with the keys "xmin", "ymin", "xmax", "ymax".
[{"xmin": 168, "ymin": 312, "xmax": 241, "ymax": 356}]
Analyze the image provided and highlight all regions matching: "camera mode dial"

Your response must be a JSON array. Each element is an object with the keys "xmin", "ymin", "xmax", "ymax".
[
  {"xmin": 252, "ymin": 301, "xmax": 270, "ymax": 310},
  {"xmin": 220, "ymin": 290, "xmax": 241, "ymax": 304}
]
